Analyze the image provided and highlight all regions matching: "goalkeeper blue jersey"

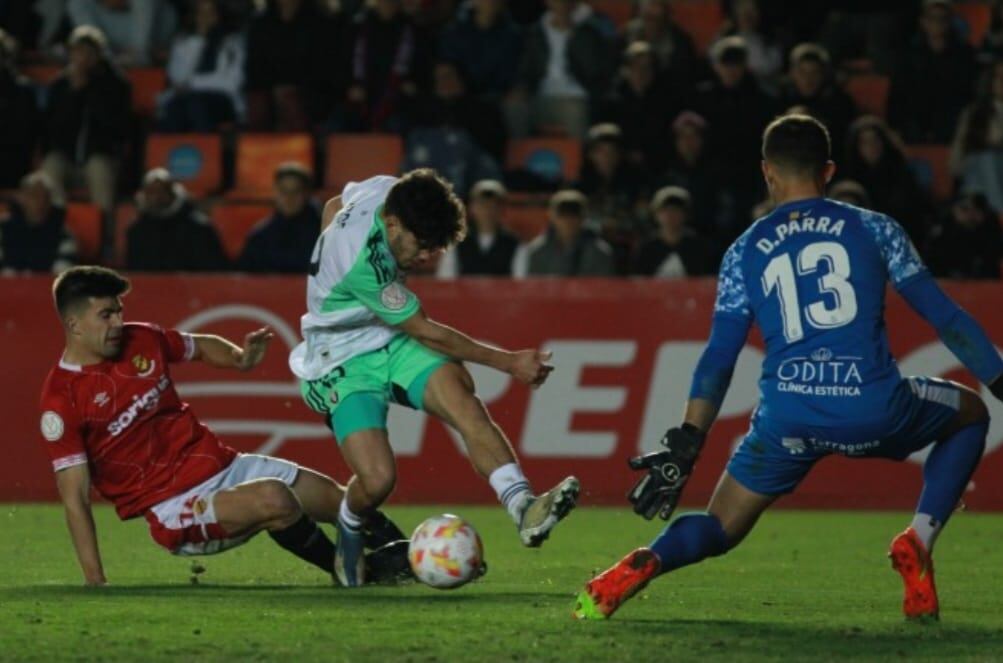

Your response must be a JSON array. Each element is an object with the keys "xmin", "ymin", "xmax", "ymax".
[{"xmin": 714, "ymin": 196, "xmax": 928, "ymax": 428}]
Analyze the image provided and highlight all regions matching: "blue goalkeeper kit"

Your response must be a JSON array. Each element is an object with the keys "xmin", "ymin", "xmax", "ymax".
[{"xmin": 690, "ymin": 197, "xmax": 1003, "ymax": 495}]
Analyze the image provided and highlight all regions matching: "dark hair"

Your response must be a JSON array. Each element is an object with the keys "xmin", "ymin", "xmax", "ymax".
[
  {"xmin": 273, "ymin": 161, "xmax": 312, "ymax": 188},
  {"xmin": 53, "ymin": 266, "xmax": 130, "ymax": 318},
  {"xmin": 762, "ymin": 114, "xmax": 831, "ymax": 178},
  {"xmin": 384, "ymin": 169, "xmax": 467, "ymax": 248},
  {"xmin": 844, "ymin": 115, "xmax": 908, "ymax": 173},
  {"xmin": 958, "ymin": 60, "xmax": 1003, "ymax": 155}
]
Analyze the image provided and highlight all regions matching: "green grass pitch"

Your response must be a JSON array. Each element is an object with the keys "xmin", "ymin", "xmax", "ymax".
[{"xmin": 2, "ymin": 505, "xmax": 1002, "ymax": 662}]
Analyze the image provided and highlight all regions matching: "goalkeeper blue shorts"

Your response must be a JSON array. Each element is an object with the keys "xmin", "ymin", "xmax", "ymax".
[{"xmin": 727, "ymin": 376, "xmax": 961, "ymax": 496}]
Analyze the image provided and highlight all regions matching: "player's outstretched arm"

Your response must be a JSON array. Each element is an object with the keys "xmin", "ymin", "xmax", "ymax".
[
  {"xmin": 190, "ymin": 327, "xmax": 274, "ymax": 372},
  {"xmin": 898, "ymin": 276, "xmax": 1003, "ymax": 401},
  {"xmin": 397, "ymin": 309, "xmax": 553, "ymax": 387},
  {"xmin": 55, "ymin": 464, "xmax": 106, "ymax": 586},
  {"xmin": 627, "ymin": 313, "xmax": 750, "ymax": 520}
]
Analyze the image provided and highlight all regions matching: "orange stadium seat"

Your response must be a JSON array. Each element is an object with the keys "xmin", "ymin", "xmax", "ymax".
[
  {"xmin": 844, "ymin": 74, "xmax": 890, "ymax": 118},
  {"xmin": 128, "ymin": 68, "xmax": 167, "ymax": 116},
  {"xmin": 904, "ymin": 144, "xmax": 953, "ymax": 201},
  {"xmin": 65, "ymin": 203, "xmax": 103, "ymax": 262},
  {"xmin": 211, "ymin": 203, "xmax": 271, "ymax": 259},
  {"xmin": 231, "ymin": 133, "xmax": 314, "ymax": 200},
  {"xmin": 670, "ymin": 0, "xmax": 726, "ymax": 54},
  {"xmin": 506, "ymin": 138, "xmax": 583, "ymax": 185},
  {"xmin": 324, "ymin": 134, "xmax": 403, "ymax": 192},
  {"xmin": 145, "ymin": 134, "xmax": 223, "ymax": 196},
  {"xmin": 503, "ymin": 205, "xmax": 550, "ymax": 242},
  {"xmin": 21, "ymin": 64, "xmax": 62, "ymax": 86},
  {"xmin": 956, "ymin": 2, "xmax": 992, "ymax": 46},
  {"xmin": 590, "ymin": 0, "xmax": 635, "ymax": 28}
]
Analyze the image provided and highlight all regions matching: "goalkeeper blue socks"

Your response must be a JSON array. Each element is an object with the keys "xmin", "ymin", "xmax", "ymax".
[
  {"xmin": 649, "ymin": 513, "xmax": 729, "ymax": 576},
  {"xmin": 912, "ymin": 421, "xmax": 987, "ymax": 551}
]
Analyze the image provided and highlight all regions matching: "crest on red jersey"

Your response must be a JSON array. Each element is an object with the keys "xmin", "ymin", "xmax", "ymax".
[{"xmin": 132, "ymin": 355, "xmax": 156, "ymax": 377}]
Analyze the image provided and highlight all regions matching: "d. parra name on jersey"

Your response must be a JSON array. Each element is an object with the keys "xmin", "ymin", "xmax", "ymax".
[{"xmin": 755, "ymin": 215, "xmax": 846, "ymax": 255}]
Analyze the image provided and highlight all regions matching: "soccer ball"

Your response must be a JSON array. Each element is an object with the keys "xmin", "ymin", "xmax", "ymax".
[{"xmin": 408, "ymin": 514, "xmax": 485, "ymax": 589}]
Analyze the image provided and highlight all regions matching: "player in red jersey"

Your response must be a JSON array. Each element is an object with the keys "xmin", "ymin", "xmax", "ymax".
[{"xmin": 40, "ymin": 266, "xmax": 410, "ymax": 586}]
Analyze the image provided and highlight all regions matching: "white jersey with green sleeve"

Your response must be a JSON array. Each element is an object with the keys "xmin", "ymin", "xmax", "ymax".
[{"xmin": 289, "ymin": 175, "xmax": 421, "ymax": 380}]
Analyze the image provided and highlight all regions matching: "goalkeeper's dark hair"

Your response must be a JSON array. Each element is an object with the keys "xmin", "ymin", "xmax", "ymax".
[
  {"xmin": 384, "ymin": 169, "xmax": 467, "ymax": 249},
  {"xmin": 53, "ymin": 266, "xmax": 131, "ymax": 318},
  {"xmin": 762, "ymin": 113, "xmax": 831, "ymax": 179}
]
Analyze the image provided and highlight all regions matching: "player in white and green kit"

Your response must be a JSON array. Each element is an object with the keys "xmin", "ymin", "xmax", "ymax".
[{"xmin": 290, "ymin": 169, "xmax": 580, "ymax": 586}]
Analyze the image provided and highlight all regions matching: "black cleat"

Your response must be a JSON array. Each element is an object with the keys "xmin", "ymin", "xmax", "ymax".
[
  {"xmin": 363, "ymin": 511, "xmax": 407, "ymax": 550},
  {"xmin": 364, "ymin": 540, "xmax": 415, "ymax": 585}
]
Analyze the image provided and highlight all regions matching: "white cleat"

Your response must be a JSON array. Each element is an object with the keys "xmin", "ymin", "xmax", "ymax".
[{"xmin": 518, "ymin": 476, "xmax": 580, "ymax": 547}]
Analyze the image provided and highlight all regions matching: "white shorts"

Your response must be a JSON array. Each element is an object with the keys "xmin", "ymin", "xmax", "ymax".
[{"xmin": 144, "ymin": 453, "xmax": 300, "ymax": 555}]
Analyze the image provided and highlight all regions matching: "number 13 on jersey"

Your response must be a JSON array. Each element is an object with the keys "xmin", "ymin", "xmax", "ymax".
[{"xmin": 761, "ymin": 241, "xmax": 858, "ymax": 343}]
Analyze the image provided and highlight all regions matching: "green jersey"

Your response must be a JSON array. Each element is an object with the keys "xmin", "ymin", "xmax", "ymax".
[{"xmin": 289, "ymin": 176, "xmax": 420, "ymax": 381}]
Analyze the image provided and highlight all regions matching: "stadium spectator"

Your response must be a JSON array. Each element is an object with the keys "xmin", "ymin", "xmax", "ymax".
[
  {"xmin": 333, "ymin": 0, "xmax": 432, "ymax": 133},
  {"xmin": 656, "ymin": 111, "xmax": 737, "ymax": 247},
  {"xmin": 599, "ymin": 41, "xmax": 679, "ymax": 172},
  {"xmin": 633, "ymin": 186, "xmax": 716, "ymax": 277},
  {"xmin": 978, "ymin": 0, "xmax": 1003, "ymax": 63},
  {"xmin": 714, "ymin": 0, "xmax": 782, "ymax": 88},
  {"xmin": 66, "ymin": 0, "xmax": 178, "ymax": 66},
  {"xmin": 924, "ymin": 192, "xmax": 1002, "ymax": 279},
  {"xmin": 436, "ymin": 179, "xmax": 520, "ymax": 278},
  {"xmin": 692, "ymin": 38, "xmax": 773, "ymax": 227},
  {"xmin": 778, "ymin": 43, "xmax": 856, "ymax": 159},
  {"xmin": 126, "ymin": 168, "xmax": 227, "ymax": 271},
  {"xmin": 409, "ymin": 60, "xmax": 507, "ymax": 162},
  {"xmin": 0, "ymin": 172, "xmax": 77, "ymax": 274},
  {"xmin": 828, "ymin": 179, "xmax": 872, "ymax": 208},
  {"xmin": 621, "ymin": 0, "xmax": 698, "ymax": 89},
  {"xmin": 841, "ymin": 115, "xmax": 929, "ymax": 241},
  {"xmin": 950, "ymin": 59, "xmax": 1003, "ymax": 211},
  {"xmin": 0, "ymin": 27, "xmax": 37, "ymax": 189},
  {"xmin": 507, "ymin": 0, "xmax": 613, "ymax": 138},
  {"xmin": 514, "ymin": 189, "xmax": 615, "ymax": 277},
  {"xmin": 888, "ymin": 0, "xmax": 977, "ymax": 143},
  {"xmin": 41, "ymin": 26, "xmax": 130, "ymax": 215},
  {"xmin": 817, "ymin": 1, "xmax": 910, "ymax": 74},
  {"xmin": 576, "ymin": 123, "xmax": 648, "ymax": 263},
  {"xmin": 244, "ymin": 0, "xmax": 335, "ymax": 131},
  {"xmin": 158, "ymin": 0, "xmax": 246, "ymax": 132},
  {"xmin": 438, "ymin": 0, "xmax": 524, "ymax": 98},
  {"xmin": 237, "ymin": 162, "xmax": 320, "ymax": 274}
]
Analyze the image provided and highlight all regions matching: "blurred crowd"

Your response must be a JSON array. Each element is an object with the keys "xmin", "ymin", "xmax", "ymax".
[{"xmin": 0, "ymin": 0, "xmax": 1001, "ymax": 278}]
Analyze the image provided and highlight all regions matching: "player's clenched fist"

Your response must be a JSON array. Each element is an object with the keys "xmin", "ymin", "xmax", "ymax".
[
  {"xmin": 508, "ymin": 350, "xmax": 554, "ymax": 387},
  {"xmin": 237, "ymin": 326, "xmax": 274, "ymax": 371}
]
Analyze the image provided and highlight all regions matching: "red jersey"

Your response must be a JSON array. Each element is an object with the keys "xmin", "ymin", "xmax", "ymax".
[{"xmin": 38, "ymin": 322, "xmax": 237, "ymax": 519}]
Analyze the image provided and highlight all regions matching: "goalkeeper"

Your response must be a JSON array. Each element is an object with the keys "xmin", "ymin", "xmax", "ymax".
[{"xmin": 573, "ymin": 114, "xmax": 1003, "ymax": 621}]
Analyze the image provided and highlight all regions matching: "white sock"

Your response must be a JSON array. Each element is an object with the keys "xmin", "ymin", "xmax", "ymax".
[
  {"xmin": 338, "ymin": 499, "xmax": 363, "ymax": 532},
  {"xmin": 910, "ymin": 513, "xmax": 942, "ymax": 552},
  {"xmin": 489, "ymin": 463, "xmax": 532, "ymax": 525}
]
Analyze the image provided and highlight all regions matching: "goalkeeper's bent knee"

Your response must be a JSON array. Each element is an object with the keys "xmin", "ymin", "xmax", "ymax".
[{"xmin": 649, "ymin": 513, "xmax": 729, "ymax": 576}]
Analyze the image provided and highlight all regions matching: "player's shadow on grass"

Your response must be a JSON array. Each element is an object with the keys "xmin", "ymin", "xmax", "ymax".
[
  {"xmin": 606, "ymin": 617, "xmax": 1003, "ymax": 647},
  {"xmin": 1, "ymin": 585, "xmax": 568, "ymax": 604}
]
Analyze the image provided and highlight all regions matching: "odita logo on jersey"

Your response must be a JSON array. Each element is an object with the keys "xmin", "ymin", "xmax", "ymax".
[
  {"xmin": 756, "ymin": 214, "xmax": 845, "ymax": 255},
  {"xmin": 776, "ymin": 347, "xmax": 864, "ymax": 397},
  {"xmin": 107, "ymin": 374, "xmax": 171, "ymax": 436}
]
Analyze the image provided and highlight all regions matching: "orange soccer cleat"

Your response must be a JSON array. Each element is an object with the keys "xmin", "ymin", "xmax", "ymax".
[
  {"xmin": 889, "ymin": 527, "xmax": 939, "ymax": 621},
  {"xmin": 573, "ymin": 548, "xmax": 660, "ymax": 620}
]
